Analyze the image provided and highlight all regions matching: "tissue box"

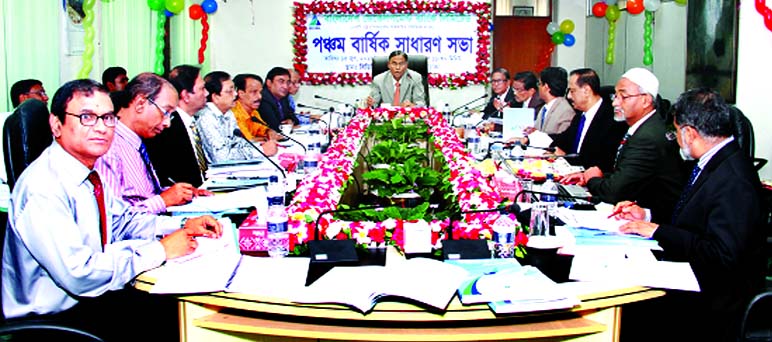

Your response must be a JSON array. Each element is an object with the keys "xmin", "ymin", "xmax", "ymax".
[{"xmin": 238, "ymin": 210, "xmax": 268, "ymax": 252}]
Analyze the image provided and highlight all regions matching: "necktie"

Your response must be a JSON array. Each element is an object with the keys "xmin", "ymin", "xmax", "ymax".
[
  {"xmin": 538, "ymin": 106, "xmax": 548, "ymax": 130},
  {"xmin": 288, "ymin": 95, "xmax": 297, "ymax": 112},
  {"xmin": 189, "ymin": 122, "xmax": 208, "ymax": 174},
  {"xmin": 87, "ymin": 171, "xmax": 108, "ymax": 249},
  {"xmin": 138, "ymin": 142, "xmax": 161, "ymax": 194},
  {"xmin": 277, "ymin": 99, "xmax": 285, "ymax": 121},
  {"xmin": 672, "ymin": 164, "xmax": 702, "ymax": 223},
  {"xmin": 392, "ymin": 81, "xmax": 401, "ymax": 106},
  {"xmin": 572, "ymin": 114, "xmax": 587, "ymax": 154},
  {"xmin": 615, "ymin": 133, "xmax": 632, "ymax": 166}
]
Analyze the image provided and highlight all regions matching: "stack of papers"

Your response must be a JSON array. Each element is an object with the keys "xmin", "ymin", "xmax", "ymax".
[{"xmin": 166, "ymin": 187, "xmax": 266, "ymax": 214}]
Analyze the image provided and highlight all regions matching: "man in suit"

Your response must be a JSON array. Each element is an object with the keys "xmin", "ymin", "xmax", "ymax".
[
  {"xmin": 366, "ymin": 50, "xmax": 426, "ymax": 108},
  {"xmin": 482, "ymin": 67, "xmax": 518, "ymax": 120},
  {"xmin": 534, "ymin": 66, "xmax": 574, "ymax": 134},
  {"xmin": 564, "ymin": 68, "xmax": 683, "ymax": 223},
  {"xmin": 615, "ymin": 88, "xmax": 766, "ymax": 341},
  {"xmin": 549, "ymin": 68, "xmax": 627, "ymax": 173},
  {"xmin": 258, "ymin": 67, "xmax": 299, "ymax": 132},
  {"xmin": 145, "ymin": 64, "xmax": 209, "ymax": 188},
  {"xmin": 512, "ymin": 71, "xmax": 544, "ymax": 118}
]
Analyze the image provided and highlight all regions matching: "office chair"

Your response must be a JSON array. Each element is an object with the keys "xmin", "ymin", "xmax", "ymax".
[
  {"xmin": 0, "ymin": 322, "xmax": 104, "ymax": 342},
  {"xmin": 739, "ymin": 290, "xmax": 772, "ymax": 341},
  {"xmin": 729, "ymin": 106, "xmax": 767, "ymax": 171},
  {"xmin": 3, "ymin": 99, "xmax": 53, "ymax": 191},
  {"xmin": 372, "ymin": 55, "xmax": 430, "ymax": 106}
]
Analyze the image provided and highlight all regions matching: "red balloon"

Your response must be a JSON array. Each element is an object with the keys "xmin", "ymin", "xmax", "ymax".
[
  {"xmin": 188, "ymin": 4, "xmax": 204, "ymax": 20},
  {"xmin": 592, "ymin": 2, "xmax": 608, "ymax": 17},
  {"xmin": 626, "ymin": 0, "xmax": 645, "ymax": 15}
]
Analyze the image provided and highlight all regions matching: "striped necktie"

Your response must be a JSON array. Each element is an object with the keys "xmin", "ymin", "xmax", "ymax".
[
  {"xmin": 138, "ymin": 142, "xmax": 161, "ymax": 194},
  {"xmin": 614, "ymin": 133, "xmax": 632, "ymax": 167},
  {"xmin": 189, "ymin": 122, "xmax": 208, "ymax": 174},
  {"xmin": 672, "ymin": 164, "xmax": 701, "ymax": 223}
]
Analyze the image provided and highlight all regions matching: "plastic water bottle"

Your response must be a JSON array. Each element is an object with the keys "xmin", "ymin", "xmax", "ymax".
[
  {"xmin": 266, "ymin": 195, "xmax": 289, "ymax": 258},
  {"xmin": 443, "ymin": 103, "xmax": 452, "ymax": 124},
  {"xmin": 303, "ymin": 143, "xmax": 319, "ymax": 175},
  {"xmin": 466, "ymin": 125, "xmax": 481, "ymax": 158},
  {"xmin": 308, "ymin": 123, "xmax": 321, "ymax": 147},
  {"xmin": 540, "ymin": 173, "xmax": 558, "ymax": 202},
  {"xmin": 492, "ymin": 211, "xmax": 519, "ymax": 258},
  {"xmin": 267, "ymin": 175, "xmax": 284, "ymax": 205}
]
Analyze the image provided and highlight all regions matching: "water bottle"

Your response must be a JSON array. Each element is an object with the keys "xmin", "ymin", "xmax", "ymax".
[
  {"xmin": 266, "ymin": 195, "xmax": 289, "ymax": 258},
  {"xmin": 308, "ymin": 123, "xmax": 321, "ymax": 147},
  {"xmin": 267, "ymin": 175, "xmax": 284, "ymax": 205},
  {"xmin": 443, "ymin": 103, "xmax": 452, "ymax": 124},
  {"xmin": 303, "ymin": 143, "xmax": 319, "ymax": 174},
  {"xmin": 466, "ymin": 125, "xmax": 481, "ymax": 158},
  {"xmin": 541, "ymin": 173, "xmax": 558, "ymax": 202},
  {"xmin": 492, "ymin": 211, "xmax": 519, "ymax": 258}
]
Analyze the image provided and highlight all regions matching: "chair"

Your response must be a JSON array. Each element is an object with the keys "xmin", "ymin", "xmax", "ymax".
[
  {"xmin": 0, "ymin": 321, "xmax": 104, "ymax": 342},
  {"xmin": 2, "ymin": 99, "xmax": 53, "ymax": 191},
  {"xmin": 729, "ymin": 106, "xmax": 767, "ymax": 171},
  {"xmin": 372, "ymin": 55, "xmax": 430, "ymax": 106},
  {"xmin": 739, "ymin": 290, "xmax": 772, "ymax": 341}
]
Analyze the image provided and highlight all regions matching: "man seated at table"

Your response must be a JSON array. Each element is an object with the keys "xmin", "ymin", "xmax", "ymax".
[
  {"xmin": 482, "ymin": 67, "xmax": 518, "ymax": 120},
  {"xmin": 533, "ymin": 66, "xmax": 575, "ymax": 134},
  {"xmin": 98, "ymin": 73, "xmax": 209, "ymax": 214},
  {"xmin": 366, "ymin": 50, "xmax": 426, "ymax": 108},
  {"xmin": 564, "ymin": 69, "xmax": 683, "ymax": 222},
  {"xmin": 614, "ymin": 88, "xmax": 766, "ymax": 342},
  {"xmin": 197, "ymin": 71, "xmax": 278, "ymax": 164},
  {"xmin": 233, "ymin": 73, "xmax": 272, "ymax": 141},
  {"xmin": 1, "ymin": 79, "xmax": 222, "ymax": 341},
  {"xmin": 512, "ymin": 71, "xmax": 544, "ymax": 116},
  {"xmin": 258, "ymin": 67, "xmax": 300, "ymax": 132}
]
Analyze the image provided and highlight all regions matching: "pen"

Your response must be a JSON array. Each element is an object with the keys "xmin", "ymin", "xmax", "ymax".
[
  {"xmin": 607, "ymin": 201, "xmax": 636, "ymax": 219},
  {"xmin": 167, "ymin": 177, "xmax": 176, "ymax": 184}
]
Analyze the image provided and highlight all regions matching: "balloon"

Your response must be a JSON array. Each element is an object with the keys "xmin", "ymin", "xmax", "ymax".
[
  {"xmin": 202, "ymin": 0, "xmax": 218, "ymax": 14},
  {"xmin": 78, "ymin": 0, "xmax": 96, "ymax": 79},
  {"xmin": 674, "ymin": 0, "xmax": 687, "ymax": 4},
  {"xmin": 551, "ymin": 32, "xmax": 565, "ymax": 45},
  {"xmin": 560, "ymin": 19, "xmax": 575, "ymax": 34},
  {"xmin": 164, "ymin": 9, "xmax": 174, "ymax": 17},
  {"xmin": 155, "ymin": 12, "xmax": 166, "ymax": 76},
  {"xmin": 605, "ymin": 4, "xmax": 621, "ymax": 21},
  {"xmin": 643, "ymin": 52, "xmax": 653, "ymax": 65},
  {"xmin": 546, "ymin": 22, "xmax": 559, "ymax": 35},
  {"xmin": 563, "ymin": 33, "xmax": 576, "ymax": 47},
  {"xmin": 606, "ymin": 52, "xmax": 614, "ymax": 64},
  {"xmin": 189, "ymin": 4, "xmax": 204, "ymax": 20},
  {"xmin": 644, "ymin": 0, "xmax": 661, "ymax": 11},
  {"xmin": 199, "ymin": 14, "xmax": 210, "ymax": 64},
  {"xmin": 592, "ymin": 2, "xmax": 608, "ymax": 17},
  {"xmin": 165, "ymin": 0, "xmax": 184, "ymax": 14},
  {"xmin": 626, "ymin": 0, "xmax": 645, "ymax": 15},
  {"xmin": 147, "ymin": 0, "xmax": 164, "ymax": 11}
]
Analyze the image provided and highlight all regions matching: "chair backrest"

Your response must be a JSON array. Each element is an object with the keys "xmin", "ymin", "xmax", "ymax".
[
  {"xmin": 729, "ymin": 106, "xmax": 755, "ymax": 159},
  {"xmin": 0, "ymin": 321, "xmax": 104, "ymax": 341},
  {"xmin": 2, "ymin": 99, "xmax": 53, "ymax": 191},
  {"xmin": 738, "ymin": 290, "xmax": 772, "ymax": 341},
  {"xmin": 372, "ymin": 55, "xmax": 430, "ymax": 106}
]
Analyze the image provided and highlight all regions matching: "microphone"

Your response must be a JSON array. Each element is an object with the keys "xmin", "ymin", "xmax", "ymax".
[
  {"xmin": 450, "ymin": 94, "xmax": 488, "ymax": 114},
  {"xmin": 443, "ymin": 203, "xmax": 522, "ymax": 260},
  {"xmin": 314, "ymin": 94, "xmax": 355, "ymax": 108},
  {"xmin": 233, "ymin": 128, "xmax": 286, "ymax": 179},
  {"xmin": 514, "ymin": 188, "xmax": 600, "ymax": 210},
  {"xmin": 297, "ymin": 103, "xmax": 335, "ymax": 113},
  {"xmin": 248, "ymin": 116, "xmax": 307, "ymax": 153}
]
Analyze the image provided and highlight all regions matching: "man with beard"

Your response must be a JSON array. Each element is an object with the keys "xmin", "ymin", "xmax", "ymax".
[{"xmin": 232, "ymin": 73, "xmax": 273, "ymax": 141}]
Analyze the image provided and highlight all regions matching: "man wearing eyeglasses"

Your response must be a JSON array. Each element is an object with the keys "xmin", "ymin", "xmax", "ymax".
[
  {"xmin": 2, "ymin": 79, "xmax": 221, "ymax": 340},
  {"xmin": 96, "ymin": 73, "xmax": 211, "ymax": 215},
  {"xmin": 563, "ymin": 68, "xmax": 683, "ymax": 223},
  {"xmin": 366, "ymin": 50, "xmax": 426, "ymax": 108},
  {"xmin": 482, "ymin": 68, "xmax": 518, "ymax": 120},
  {"xmin": 512, "ymin": 71, "xmax": 544, "ymax": 117},
  {"xmin": 9, "ymin": 79, "xmax": 49, "ymax": 108}
]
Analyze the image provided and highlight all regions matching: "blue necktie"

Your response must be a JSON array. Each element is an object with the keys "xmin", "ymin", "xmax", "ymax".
[
  {"xmin": 671, "ymin": 164, "xmax": 701, "ymax": 223},
  {"xmin": 572, "ymin": 114, "xmax": 586, "ymax": 153},
  {"xmin": 138, "ymin": 143, "xmax": 161, "ymax": 194},
  {"xmin": 615, "ymin": 133, "xmax": 632, "ymax": 167},
  {"xmin": 538, "ymin": 106, "xmax": 547, "ymax": 130}
]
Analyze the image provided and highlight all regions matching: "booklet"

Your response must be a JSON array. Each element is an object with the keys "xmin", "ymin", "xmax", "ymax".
[{"xmin": 293, "ymin": 258, "xmax": 469, "ymax": 314}]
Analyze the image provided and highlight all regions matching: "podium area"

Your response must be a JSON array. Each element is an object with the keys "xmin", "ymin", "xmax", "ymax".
[{"xmin": 134, "ymin": 271, "xmax": 663, "ymax": 342}]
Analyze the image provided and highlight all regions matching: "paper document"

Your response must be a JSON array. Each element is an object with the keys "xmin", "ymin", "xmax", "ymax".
[
  {"xmin": 502, "ymin": 107, "xmax": 534, "ymax": 139},
  {"xmin": 555, "ymin": 207, "xmax": 629, "ymax": 232},
  {"xmin": 225, "ymin": 256, "xmax": 310, "ymax": 299},
  {"xmin": 167, "ymin": 187, "xmax": 265, "ymax": 213},
  {"xmin": 526, "ymin": 130, "xmax": 553, "ymax": 150}
]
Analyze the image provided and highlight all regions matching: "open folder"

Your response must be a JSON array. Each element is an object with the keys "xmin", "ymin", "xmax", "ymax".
[{"xmin": 502, "ymin": 107, "xmax": 535, "ymax": 139}]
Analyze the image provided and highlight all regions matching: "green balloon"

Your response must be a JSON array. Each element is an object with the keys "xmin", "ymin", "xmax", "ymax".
[
  {"xmin": 606, "ymin": 5, "xmax": 620, "ymax": 22},
  {"xmin": 148, "ymin": 0, "xmax": 165, "ymax": 11},
  {"xmin": 165, "ymin": 0, "xmax": 184, "ymax": 14},
  {"xmin": 674, "ymin": 0, "xmax": 687, "ymax": 5},
  {"xmin": 551, "ymin": 32, "xmax": 565, "ymax": 45},
  {"xmin": 606, "ymin": 52, "xmax": 614, "ymax": 64},
  {"xmin": 643, "ymin": 53, "xmax": 653, "ymax": 65}
]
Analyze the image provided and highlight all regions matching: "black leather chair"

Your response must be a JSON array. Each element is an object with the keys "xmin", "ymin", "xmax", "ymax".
[
  {"xmin": 739, "ymin": 290, "xmax": 772, "ymax": 341},
  {"xmin": 372, "ymin": 55, "xmax": 430, "ymax": 106},
  {"xmin": 729, "ymin": 106, "xmax": 767, "ymax": 171},
  {"xmin": 2, "ymin": 99, "xmax": 53, "ymax": 191}
]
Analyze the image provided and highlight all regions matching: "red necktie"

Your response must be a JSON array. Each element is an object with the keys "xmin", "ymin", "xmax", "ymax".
[
  {"xmin": 392, "ymin": 81, "xmax": 401, "ymax": 106},
  {"xmin": 87, "ymin": 171, "xmax": 108, "ymax": 249}
]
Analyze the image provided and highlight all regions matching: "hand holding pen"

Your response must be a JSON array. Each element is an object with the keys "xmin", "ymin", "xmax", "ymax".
[{"xmin": 608, "ymin": 201, "xmax": 645, "ymax": 220}]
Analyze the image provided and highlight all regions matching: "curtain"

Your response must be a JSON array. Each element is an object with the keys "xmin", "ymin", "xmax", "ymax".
[
  {"xmin": 170, "ymin": 11, "xmax": 209, "ymax": 74},
  {"xmin": 100, "ymin": 0, "xmax": 159, "ymax": 78}
]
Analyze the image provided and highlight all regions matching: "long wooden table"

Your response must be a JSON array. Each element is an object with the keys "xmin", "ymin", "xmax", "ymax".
[{"xmin": 135, "ymin": 267, "xmax": 664, "ymax": 342}]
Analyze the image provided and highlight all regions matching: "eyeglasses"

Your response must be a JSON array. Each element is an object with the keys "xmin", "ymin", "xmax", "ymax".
[
  {"xmin": 146, "ymin": 97, "xmax": 173, "ymax": 119},
  {"xmin": 513, "ymin": 87, "xmax": 526, "ymax": 93},
  {"xmin": 65, "ymin": 112, "xmax": 119, "ymax": 127},
  {"xmin": 611, "ymin": 93, "xmax": 646, "ymax": 102},
  {"xmin": 491, "ymin": 79, "xmax": 507, "ymax": 84},
  {"xmin": 26, "ymin": 90, "xmax": 47, "ymax": 97}
]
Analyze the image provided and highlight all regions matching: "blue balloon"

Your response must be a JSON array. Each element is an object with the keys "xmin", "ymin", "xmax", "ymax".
[
  {"xmin": 164, "ymin": 9, "xmax": 174, "ymax": 17},
  {"xmin": 563, "ymin": 33, "xmax": 576, "ymax": 47},
  {"xmin": 202, "ymin": 0, "xmax": 218, "ymax": 14}
]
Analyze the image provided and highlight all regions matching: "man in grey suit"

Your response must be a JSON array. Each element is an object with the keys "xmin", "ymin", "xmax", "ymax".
[
  {"xmin": 366, "ymin": 50, "xmax": 426, "ymax": 108},
  {"xmin": 534, "ymin": 67, "xmax": 575, "ymax": 134}
]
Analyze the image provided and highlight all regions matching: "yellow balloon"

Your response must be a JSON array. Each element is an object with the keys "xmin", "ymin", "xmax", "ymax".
[
  {"xmin": 560, "ymin": 20, "xmax": 575, "ymax": 34},
  {"xmin": 674, "ymin": 0, "xmax": 687, "ymax": 4}
]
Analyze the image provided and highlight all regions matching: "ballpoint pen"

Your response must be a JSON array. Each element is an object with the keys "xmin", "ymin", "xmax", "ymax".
[{"xmin": 607, "ymin": 201, "xmax": 637, "ymax": 219}]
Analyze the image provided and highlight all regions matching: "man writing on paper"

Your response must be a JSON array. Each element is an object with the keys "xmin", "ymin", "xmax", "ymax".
[
  {"xmin": 98, "ymin": 73, "xmax": 211, "ymax": 214},
  {"xmin": 366, "ymin": 50, "xmax": 426, "ymax": 108},
  {"xmin": 1, "ymin": 79, "xmax": 222, "ymax": 340},
  {"xmin": 562, "ymin": 68, "xmax": 682, "ymax": 222},
  {"xmin": 614, "ymin": 88, "xmax": 766, "ymax": 341}
]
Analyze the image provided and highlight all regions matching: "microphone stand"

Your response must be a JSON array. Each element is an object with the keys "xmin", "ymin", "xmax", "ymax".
[
  {"xmin": 249, "ymin": 117, "xmax": 307, "ymax": 153},
  {"xmin": 233, "ymin": 129, "xmax": 286, "ymax": 179},
  {"xmin": 314, "ymin": 94, "xmax": 356, "ymax": 108}
]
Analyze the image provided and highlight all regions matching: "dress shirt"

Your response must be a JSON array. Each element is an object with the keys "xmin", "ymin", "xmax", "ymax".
[
  {"xmin": 2, "ymin": 142, "xmax": 181, "ymax": 318},
  {"xmin": 576, "ymin": 98, "xmax": 602, "ymax": 153},
  {"xmin": 177, "ymin": 107, "xmax": 203, "ymax": 163},
  {"xmin": 97, "ymin": 121, "xmax": 166, "ymax": 214},
  {"xmin": 195, "ymin": 103, "xmax": 264, "ymax": 164},
  {"xmin": 522, "ymin": 96, "xmax": 532, "ymax": 108},
  {"xmin": 232, "ymin": 101, "xmax": 270, "ymax": 141},
  {"xmin": 694, "ymin": 136, "xmax": 733, "ymax": 180},
  {"xmin": 625, "ymin": 110, "xmax": 657, "ymax": 137}
]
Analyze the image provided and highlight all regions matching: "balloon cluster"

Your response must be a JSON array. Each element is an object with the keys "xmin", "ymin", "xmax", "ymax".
[
  {"xmin": 545, "ymin": 19, "xmax": 576, "ymax": 47},
  {"xmin": 148, "ymin": 0, "xmax": 186, "ymax": 16},
  {"xmin": 591, "ymin": 0, "xmax": 620, "ymax": 64},
  {"xmin": 188, "ymin": 1, "xmax": 218, "ymax": 64},
  {"xmin": 147, "ymin": 0, "xmax": 182, "ymax": 75},
  {"xmin": 77, "ymin": 0, "xmax": 96, "ymax": 79}
]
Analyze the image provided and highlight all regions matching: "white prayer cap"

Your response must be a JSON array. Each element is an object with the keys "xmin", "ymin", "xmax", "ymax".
[{"xmin": 621, "ymin": 68, "xmax": 659, "ymax": 98}]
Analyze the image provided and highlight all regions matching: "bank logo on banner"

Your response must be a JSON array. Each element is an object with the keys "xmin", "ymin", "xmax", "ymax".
[{"xmin": 309, "ymin": 14, "xmax": 322, "ymax": 30}]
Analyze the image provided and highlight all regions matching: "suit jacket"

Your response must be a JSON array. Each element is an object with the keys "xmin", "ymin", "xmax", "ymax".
[
  {"xmin": 369, "ymin": 69, "xmax": 426, "ymax": 107},
  {"xmin": 482, "ymin": 87, "xmax": 518, "ymax": 120},
  {"xmin": 258, "ymin": 88, "xmax": 298, "ymax": 132},
  {"xmin": 586, "ymin": 113, "xmax": 684, "ymax": 222},
  {"xmin": 524, "ymin": 92, "xmax": 544, "ymax": 114},
  {"xmin": 550, "ymin": 98, "xmax": 627, "ymax": 173},
  {"xmin": 143, "ymin": 112, "xmax": 204, "ymax": 188},
  {"xmin": 535, "ymin": 97, "xmax": 575, "ymax": 134},
  {"xmin": 652, "ymin": 141, "xmax": 766, "ymax": 340}
]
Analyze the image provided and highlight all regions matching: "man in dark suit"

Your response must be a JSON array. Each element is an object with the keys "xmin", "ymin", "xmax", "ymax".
[
  {"xmin": 512, "ymin": 71, "xmax": 544, "ymax": 118},
  {"xmin": 145, "ymin": 65, "xmax": 209, "ymax": 187},
  {"xmin": 482, "ymin": 68, "xmax": 519, "ymax": 120},
  {"xmin": 549, "ymin": 68, "xmax": 627, "ymax": 173},
  {"xmin": 258, "ymin": 67, "xmax": 299, "ymax": 132},
  {"xmin": 564, "ymin": 68, "xmax": 683, "ymax": 222},
  {"xmin": 615, "ymin": 88, "xmax": 766, "ymax": 341}
]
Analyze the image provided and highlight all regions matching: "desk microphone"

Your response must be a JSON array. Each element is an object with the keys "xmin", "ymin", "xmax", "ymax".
[
  {"xmin": 514, "ymin": 188, "xmax": 600, "ymax": 210},
  {"xmin": 314, "ymin": 94, "xmax": 355, "ymax": 108},
  {"xmin": 247, "ymin": 117, "xmax": 307, "ymax": 153},
  {"xmin": 233, "ymin": 128, "xmax": 286, "ymax": 179},
  {"xmin": 449, "ymin": 94, "xmax": 488, "ymax": 126},
  {"xmin": 443, "ymin": 203, "xmax": 522, "ymax": 260},
  {"xmin": 297, "ymin": 103, "xmax": 335, "ymax": 113}
]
